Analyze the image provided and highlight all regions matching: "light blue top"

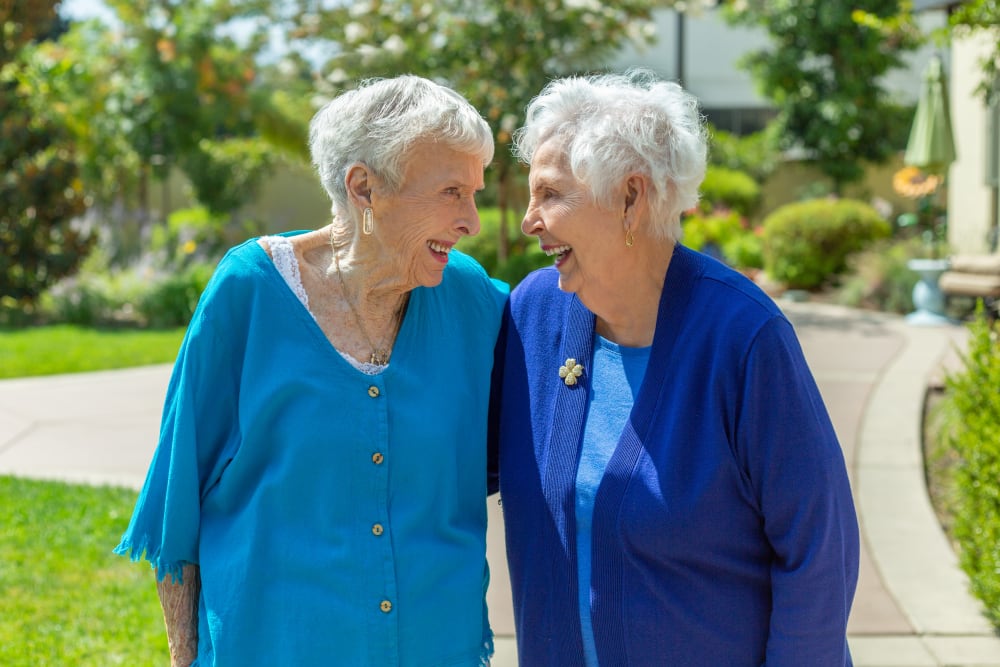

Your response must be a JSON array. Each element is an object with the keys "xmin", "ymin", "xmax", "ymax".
[
  {"xmin": 116, "ymin": 235, "xmax": 508, "ymax": 666},
  {"xmin": 575, "ymin": 334, "xmax": 649, "ymax": 667}
]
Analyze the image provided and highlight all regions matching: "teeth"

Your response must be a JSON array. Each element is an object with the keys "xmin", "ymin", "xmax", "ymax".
[
  {"xmin": 544, "ymin": 245, "xmax": 572, "ymax": 257},
  {"xmin": 428, "ymin": 241, "xmax": 452, "ymax": 254}
]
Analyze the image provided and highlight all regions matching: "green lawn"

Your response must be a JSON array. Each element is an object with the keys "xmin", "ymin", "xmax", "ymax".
[
  {"xmin": 0, "ymin": 476, "xmax": 168, "ymax": 666},
  {"xmin": 0, "ymin": 325, "xmax": 185, "ymax": 379},
  {"xmin": 0, "ymin": 328, "xmax": 181, "ymax": 662}
]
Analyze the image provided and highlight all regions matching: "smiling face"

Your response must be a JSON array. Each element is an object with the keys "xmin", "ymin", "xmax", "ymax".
[
  {"xmin": 522, "ymin": 139, "xmax": 625, "ymax": 301},
  {"xmin": 372, "ymin": 142, "xmax": 485, "ymax": 288}
]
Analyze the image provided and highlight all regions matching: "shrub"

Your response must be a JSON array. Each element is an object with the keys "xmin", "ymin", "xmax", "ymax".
[
  {"xmin": 682, "ymin": 210, "xmax": 744, "ymax": 256},
  {"xmin": 699, "ymin": 166, "xmax": 762, "ymax": 217},
  {"xmin": 941, "ymin": 308, "xmax": 1000, "ymax": 630},
  {"xmin": 761, "ymin": 198, "xmax": 891, "ymax": 290},
  {"xmin": 834, "ymin": 238, "xmax": 924, "ymax": 314},
  {"xmin": 136, "ymin": 263, "xmax": 215, "ymax": 328},
  {"xmin": 722, "ymin": 231, "xmax": 765, "ymax": 271}
]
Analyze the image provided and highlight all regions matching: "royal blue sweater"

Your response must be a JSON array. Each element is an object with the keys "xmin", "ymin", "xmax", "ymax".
[{"xmin": 490, "ymin": 245, "xmax": 859, "ymax": 666}]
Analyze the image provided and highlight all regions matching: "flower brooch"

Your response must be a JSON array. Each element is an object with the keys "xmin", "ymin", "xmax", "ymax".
[{"xmin": 558, "ymin": 358, "xmax": 584, "ymax": 386}]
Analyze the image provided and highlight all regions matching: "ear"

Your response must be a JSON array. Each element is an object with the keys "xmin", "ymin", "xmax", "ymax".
[
  {"xmin": 623, "ymin": 174, "xmax": 648, "ymax": 221},
  {"xmin": 345, "ymin": 163, "xmax": 375, "ymax": 209}
]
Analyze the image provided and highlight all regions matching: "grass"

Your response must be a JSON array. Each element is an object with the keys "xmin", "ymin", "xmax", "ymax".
[
  {"xmin": 0, "ymin": 328, "xmax": 182, "ymax": 662},
  {"xmin": 0, "ymin": 476, "xmax": 168, "ymax": 666},
  {"xmin": 0, "ymin": 325, "xmax": 185, "ymax": 379}
]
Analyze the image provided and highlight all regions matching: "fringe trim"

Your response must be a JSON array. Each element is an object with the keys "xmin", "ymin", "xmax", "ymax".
[
  {"xmin": 113, "ymin": 536, "xmax": 190, "ymax": 584},
  {"xmin": 479, "ymin": 628, "xmax": 495, "ymax": 667}
]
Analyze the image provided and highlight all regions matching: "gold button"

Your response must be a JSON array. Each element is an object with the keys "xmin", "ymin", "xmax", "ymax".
[
  {"xmin": 371, "ymin": 523, "xmax": 384, "ymax": 536},
  {"xmin": 372, "ymin": 452, "xmax": 384, "ymax": 465},
  {"xmin": 368, "ymin": 385, "xmax": 380, "ymax": 398},
  {"xmin": 380, "ymin": 600, "xmax": 392, "ymax": 613}
]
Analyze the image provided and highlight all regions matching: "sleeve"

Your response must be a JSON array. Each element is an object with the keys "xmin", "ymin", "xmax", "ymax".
[
  {"xmin": 737, "ymin": 317, "xmax": 860, "ymax": 666},
  {"xmin": 114, "ymin": 274, "xmax": 243, "ymax": 583}
]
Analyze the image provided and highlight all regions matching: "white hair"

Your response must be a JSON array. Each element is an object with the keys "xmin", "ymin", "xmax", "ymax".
[
  {"xmin": 309, "ymin": 75, "xmax": 494, "ymax": 217},
  {"xmin": 512, "ymin": 68, "xmax": 708, "ymax": 240}
]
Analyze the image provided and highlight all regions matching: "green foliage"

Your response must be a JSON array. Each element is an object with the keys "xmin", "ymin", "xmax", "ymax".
[
  {"xmin": 136, "ymin": 262, "xmax": 214, "ymax": 328},
  {"xmin": 699, "ymin": 166, "xmax": 762, "ymax": 217},
  {"xmin": 180, "ymin": 137, "xmax": 277, "ymax": 217},
  {"xmin": 723, "ymin": 231, "xmax": 765, "ymax": 271},
  {"xmin": 723, "ymin": 1, "xmax": 922, "ymax": 190},
  {"xmin": 761, "ymin": 198, "xmax": 892, "ymax": 289},
  {"xmin": 682, "ymin": 209, "xmax": 745, "ymax": 253},
  {"xmin": 0, "ymin": 1, "xmax": 93, "ymax": 308},
  {"xmin": 834, "ymin": 237, "xmax": 923, "ymax": 313},
  {"xmin": 707, "ymin": 122, "xmax": 781, "ymax": 182},
  {"xmin": 0, "ymin": 476, "xmax": 168, "ymax": 664},
  {"xmin": 941, "ymin": 307, "xmax": 1000, "ymax": 630},
  {"xmin": 0, "ymin": 325, "xmax": 184, "ymax": 379}
]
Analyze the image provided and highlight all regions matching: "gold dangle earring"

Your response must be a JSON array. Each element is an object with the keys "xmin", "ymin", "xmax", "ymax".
[
  {"xmin": 363, "ymin": 207, "xmax": 374, "ymax": 235},
  {"xmin": 625, "ymin": 225, "xmax": 634, "ymax": 248}
]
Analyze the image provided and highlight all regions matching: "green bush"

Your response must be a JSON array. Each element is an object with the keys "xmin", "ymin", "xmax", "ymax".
[
  {"xmin": 941, "ymin": 308, "xmax": 1000, "ymax": 630},
  {"xmin": 834, "ymin": 238, "xmax": 924, "ymax": 314},
  {"xmin": 682, "ymin": 210, "xmax": 744, "ymax": 253},
  {"xmin": 699, "ymin": 166, "xmax": 762, "ymax": 217},
  {"xmin": 722, "ymin": 231, "xmax": 765, "ymax": 271},
  {"xmin": 137, "ymin": 263, "xmax": 216, "ymax": 328},
  {"xmin": 761, "ymin": 198, "xmax": 891, "ymax": 290}
]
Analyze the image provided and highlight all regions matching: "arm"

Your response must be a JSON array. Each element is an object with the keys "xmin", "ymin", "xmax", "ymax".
[
  {"xmin": 741, "ymin": 319, "xmax": 859, "ymax": 665},
  {"xmin": 156, "ymin": 564, "xmax": 201, "ymax": 667}
]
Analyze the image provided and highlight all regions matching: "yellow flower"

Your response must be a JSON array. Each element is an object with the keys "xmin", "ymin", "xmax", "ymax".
[
  {"xmin": 893, "ymin": 166, "xmax": 941, "ymax": 199},
  {"xmin": 182, "ymin": 240, "xmax": 198, "ymax": 255},
  {"xmin": 558, "ymin": 358, "xmax": 584, "ymax": 386}
]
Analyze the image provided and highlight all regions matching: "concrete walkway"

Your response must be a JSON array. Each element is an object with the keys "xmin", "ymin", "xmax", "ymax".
[{"xmin": 1, "ymin": 300, "xmax": 998, "ymax": 665}]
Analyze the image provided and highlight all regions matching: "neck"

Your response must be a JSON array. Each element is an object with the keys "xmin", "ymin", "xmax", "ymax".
[
  {"xmin": 327, "ymin": 222, "xmax": 410, "ymax": 310},
  {"xmin": 590, "ymin": 238, "xmax": 674, "ymax": 348}
]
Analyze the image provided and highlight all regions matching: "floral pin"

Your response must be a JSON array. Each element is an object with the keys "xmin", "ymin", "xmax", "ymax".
[{"xmin": 558, "ymin": 358, "xmax": 584, "ymax": 386}]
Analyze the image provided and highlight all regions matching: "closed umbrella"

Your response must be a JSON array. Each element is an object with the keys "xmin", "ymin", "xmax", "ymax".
[{"xmin": 904, "ymin": 55, "xmax": 956, "ymax": 175}]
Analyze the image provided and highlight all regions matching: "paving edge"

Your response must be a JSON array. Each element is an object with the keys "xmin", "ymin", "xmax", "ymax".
[{"xmin": 856, "ymin": 319, "xmax": 999, "ymax": 647}]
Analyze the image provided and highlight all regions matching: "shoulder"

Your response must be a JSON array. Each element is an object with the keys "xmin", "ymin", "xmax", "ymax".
[
  {"xmin": 675, "ymin": 245, "xmax": 785, "ymax": 329},
  {"xmin": 438, "ymin": 249, "xmax": 509, "ymax": 314}
]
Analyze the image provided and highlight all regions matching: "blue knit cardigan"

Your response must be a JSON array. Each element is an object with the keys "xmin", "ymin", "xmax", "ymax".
[{"xmin": 490, "ymin": 245, "xmax": 859, "ymax": 666}]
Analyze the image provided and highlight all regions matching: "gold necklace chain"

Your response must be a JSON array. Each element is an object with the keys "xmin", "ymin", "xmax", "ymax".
[{"xmin": 330, "ymin": 231, "xmax": 401, "ymax": 366}]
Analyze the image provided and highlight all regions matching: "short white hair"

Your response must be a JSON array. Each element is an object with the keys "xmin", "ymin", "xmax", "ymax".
[
  {"xmin": 309, "ymin": 75, "xmax": 494, "ymax": 217},
  {"xmin": 513, "ymin": 69, "xmax": 708, "ymax": 240}
]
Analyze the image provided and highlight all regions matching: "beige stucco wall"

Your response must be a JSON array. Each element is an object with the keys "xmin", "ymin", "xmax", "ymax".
[{"xmin": 947, "ymin": 30, "xmax": 999, "ymax": 254}]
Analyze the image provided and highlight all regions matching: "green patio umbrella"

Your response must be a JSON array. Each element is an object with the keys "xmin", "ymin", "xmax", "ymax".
[{"xmin": 904, "ymin": 55, "xmax": 957, "ymax": 175}]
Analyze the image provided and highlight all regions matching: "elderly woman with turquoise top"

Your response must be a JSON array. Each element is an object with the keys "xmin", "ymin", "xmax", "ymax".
[
  {"xmin": 116, "ymin": 75, "xmax": 507, "ymax": 666},
  {"xmin": 489, "ymin": 69, "xmax": 859, "ymax": 665}
]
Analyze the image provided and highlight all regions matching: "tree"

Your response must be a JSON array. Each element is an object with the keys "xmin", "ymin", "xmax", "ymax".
[
  {"xmin": 13, "ymin": 0, "xmax": 314, "ymax": 266},
  {"xmin": 0, "ymin": 0, "xmax": 91, "ymax": 312},
  {"xmin": 723, "ymin": 0, "xmax": 921, "ymax": 192},
  {"xmin": 284, "ymin": 0, "xmax": 679, "ymax": 261}
]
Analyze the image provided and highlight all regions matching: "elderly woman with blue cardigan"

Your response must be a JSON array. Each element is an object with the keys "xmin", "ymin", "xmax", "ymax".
[
  {"xmin": 489, "ymin": 69, "xmax": 859, "ymax": 666},
  {"xmin": 116, "ymin": 76, "xmax": 506, "ymax": 666}
]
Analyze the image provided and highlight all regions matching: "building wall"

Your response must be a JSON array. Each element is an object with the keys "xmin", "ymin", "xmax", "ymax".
[{"xmin": 947, "ymin": 30, "xmax": 1000, "ymax": 255}]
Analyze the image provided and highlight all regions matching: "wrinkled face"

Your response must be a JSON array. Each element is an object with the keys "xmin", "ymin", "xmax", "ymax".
[
  {"xmin": 522, "ymin": 139, "xmax": 622, "ymax": 299},
  {"xmin": 373, "ymin": 142, "xmax": 485, "ymax": 288}
]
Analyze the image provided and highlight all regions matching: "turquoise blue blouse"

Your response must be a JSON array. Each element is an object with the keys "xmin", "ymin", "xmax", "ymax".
[{"xmin": 115, "ymin": 236, "xmax": 508, "ymax": 666}]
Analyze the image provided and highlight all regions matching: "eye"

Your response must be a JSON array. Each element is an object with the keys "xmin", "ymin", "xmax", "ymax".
[{"xmin": 444, "ymin": 187, "xmax": 462, "ymax": 199}]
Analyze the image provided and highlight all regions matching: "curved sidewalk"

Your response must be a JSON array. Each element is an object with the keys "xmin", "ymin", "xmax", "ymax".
[{"xmin": 1, "ymin": 301, "xmax": 998, "ymax": 665}]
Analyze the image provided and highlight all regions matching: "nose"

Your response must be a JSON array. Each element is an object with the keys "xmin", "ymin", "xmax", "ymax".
[
  {"xmin": 521, "ymin": 201, "xmax": 543, "ymax": 236},
  {"xmin": 457, "ymin": 199, "xmax": 481, "ymax": 237}
]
